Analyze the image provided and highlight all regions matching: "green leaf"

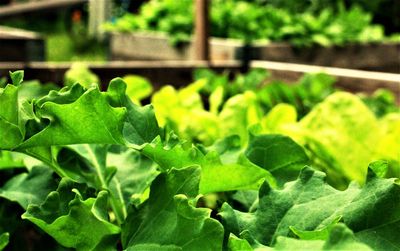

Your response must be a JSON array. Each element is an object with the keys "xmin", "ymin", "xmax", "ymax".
[
  {"xmin": 0, "ymin": 151, "xmax": 25, "ymax": 170},
  {"xmin": 0, "ymin": 166, "xmax": 58, "ymax": 209},
  {"xmin": 22, "ymin": 179, "xmax": 120, "ymax": 251},
  {"xmin": 367, "ymin": 160, "xmax": 388, "ymax": 178},
  {"xmin": 122, "ymin": 166, "xmax": 224, "ymax": 250},
  {"xmin": 141, "ymin": 136, "xmax": 204, "ymax": 172},
  {"xmin": 0, "ymin": 84, "xmax": 18, "ymax": 125},
  {"xmin": 17, "ymin": 80, "xmax": 58, "ymax": 102},
  {"xmin": 17, "ymin": 84, "xmax": 126, "ymax": 149},
  {"xmin": 375, "ymin": 113, "xmax": 400, "ymax": 171},
  {"xmin": 229, "ymin": 190, "xmax": 259, "ymax": 212},
  {"xmin": 64, "ymin": 63, "xmax": 99, "ymax": 88},
  {"xmin": 261, "ymin": 104, "xmax": 297, "ymax": 133},
  {"xmin": 299, "ymin": 92, "xmax": 381, "ymax": 186},
  {"xmin": 106, "ymin": 78, "xmax": 159, "ymax": 147},
  {"xmin": 273, "ymin": 224, "xmax": 372, "ymax": 250},
  {"xmin": 126, "ymin": 244, "xmax": 181, "ymax": 250},
  {"xmin": 9, "ymin": 70, "xmax": 24, "ymax": 86},
  {"xmin": 245, "ymin": 134, "xmax": 309, "ymax": 185},
  {"xmin": 227, "ymin": 234, "xmax": 253, "ymax": 251},
  {"xmin": 55, "ymin": 145, "xmax": 113, "ymax": 189},
  {"xmin": 209, "ymin": 85, "xmax": 224, "ymax": 115},
  {"xmin": 106, "ymin": 147, "xmax": 159, "ymax": 207},
  {"xmin": 218, "ymin": 91, "xmax": 262, "ymax": 145},
  {"xmin": 205, "ymin": 135, "xmax": 242, "ymax": 164},
  {"xmin": 142, "ymin": 136, "xmax": 275, "ymax": 193},
  {"xmin": 123, "ymin": 75, "xmax": 153, "ymax": 104},
  {"xmin": 0, "ymin": 84, "xmax": 23, "ymax": 149},
  {"xmin": 151, "ymin": 81, "xmax": 219, "ymax": 145},
  {"xmin": 321, "ymin": 224, "xmax": 372, "ymax": 250},
  {"xmin": 220, "ymin": 167, "xmax": 400, "ymax": 250},
  {"xmin": 228, "ymin": 231, "xmax": 269, "ymax": 251},
  {"xmin": 0, "ymin": 232, "xmax": 9, "ymax": 251},
  {"xmin": 289, "ymin": 216, "xmax": 342, "ymax": 240},
  {"xmin": 56, "ymin": 144, "xmax": 156, "ymax": 225}
]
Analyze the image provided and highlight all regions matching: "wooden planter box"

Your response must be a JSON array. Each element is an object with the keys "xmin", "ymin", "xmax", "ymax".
[
  {"xmin": 0, "ymin": 26, "xmax": 45, "ymax": 62},
  {"xmin": 110, "ymin": 32, "xmax": 400, "ymax": 73},
  {"xmin": 110, "ymin": 32, "xmax": 245, "ymax": 61}
]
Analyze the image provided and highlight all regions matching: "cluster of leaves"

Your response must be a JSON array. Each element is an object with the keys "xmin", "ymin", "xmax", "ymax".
[
  {"xmin": 151, "ymin": 69, "xmax": 400, "ymax": 189},
  {"xmin": 150, "ymin": 69, "xmax": 336, "ymax": 147},
  {"xmin": 263, "ymin": 0, "xmax": 400, "ymax": 34},
  {"xmin": 0, "ymin": 70, "xmax": 399, "ymax": 250},
  {"xmin": 105, "ymin": 0, "xmax": 399, "ymax": 46}
]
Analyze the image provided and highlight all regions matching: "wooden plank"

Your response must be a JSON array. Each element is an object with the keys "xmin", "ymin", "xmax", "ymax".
[
  {"xmin": 0, "ymin": 27, "xmax": 45, "ymax": 61},
  {"xmin": 0, "ymin": 26, "xmax": 42, "ymax": 39},
  {"xmin": 111, "ymin": 32, "xmax": 193, "ymax": 60},
  {"xmin": 251, "ymin": 60, "xmax": 400, "ymax": 96},
  {"xmin": 253, "ymin": 42, "xmax": 400, "ymax": 73},
  {"xmin": 110, "ymin": 32, "xmax": 243, "ymax": 61},
  {"xmin": 0, "ymin": 0, "xmax": 88, "ymax": 18}
]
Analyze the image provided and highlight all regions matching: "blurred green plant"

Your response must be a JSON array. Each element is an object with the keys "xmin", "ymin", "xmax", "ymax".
[{"xmin": 106, "ymin": 0, "xmax": 396, "ymax": 47}]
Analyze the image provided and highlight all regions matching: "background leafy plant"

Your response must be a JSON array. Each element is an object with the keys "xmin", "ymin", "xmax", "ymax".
[{"xmin": 106, "ymin": 0, "xmax": 399, "ymax": 46}]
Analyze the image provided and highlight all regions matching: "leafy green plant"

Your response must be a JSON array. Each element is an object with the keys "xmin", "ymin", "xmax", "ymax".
[
  {"xmin": 222, "ymin": 167, "xmax": 400, "ymax": 251},
  {"xmin": 152, "ymin": 69, "xmax": 400, "ymax": 189},
  {"xmin": 0, "ymin": 70, "xmax": 399, "ymax": 250},
  {"xmin": 64, "ymin": 63, "xmax": 100, "ymax": 88},
  {"xmin": 106, "ymin": 0, "xmax": 397, "ymax": 46}
]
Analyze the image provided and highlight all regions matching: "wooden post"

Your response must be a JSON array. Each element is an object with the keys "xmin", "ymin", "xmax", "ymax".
[
  {"xmin": 88, "ymin": 0, "xmax": 112, "ymax": 41},
  {"xmin": 194, "ymin": 0, "xmax": 209, "ymax": 61}
]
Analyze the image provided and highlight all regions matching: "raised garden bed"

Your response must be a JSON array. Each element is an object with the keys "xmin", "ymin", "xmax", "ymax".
[
  {"xmin": 1, "ymin": 60, "xmax": 399, "ymax": 100},
  {"xmin": 0, "ymin": 26, "xmax": 44, "ymax": 62},
  {"xmin": 110, "ymin": 32, "xmax": 245, "ymax": 61},
  {"xmin": 110, "ymin": 32, "xmax": 400, "ymax": 73}
]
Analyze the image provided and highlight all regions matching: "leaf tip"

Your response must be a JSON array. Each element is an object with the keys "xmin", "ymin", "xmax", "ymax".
[{"xmin": 259, "ymin": 180, "xmax": 272, "ymax": 197}]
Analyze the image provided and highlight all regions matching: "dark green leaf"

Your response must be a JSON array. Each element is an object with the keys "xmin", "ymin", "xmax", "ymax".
[
  {"xmin": 122, "ymin": 166, "xmax": 224, "ymax": 250},
  {"xmin": 220, "ymin": 167, "xmax": 400, "ymax": 250},
  {"xmin": 0, "ymin": 232, "xmax": 9, "ymax": 251},
  {"xmin": 106, "ymin": 78, "xmax": 159, "ymax": 147},
  {"xmin": 22, "ymin": 179, "xmax": 120, "ymax": 251},
  {"xmin": 142, "ymin": 136, "xmax": 275, "ymax": 193},
  {"xmin": 245, "ymin": 134, "xmax": 309, "ymax": 185},
  {"xmin": 0, "ymin": 166, "xmax": 58, "ymax": 209},
  {"xmin": 9, "ymin": 71, "xmax": 24, "ymax": 86},
  {"xmin": 17, "ymin": 84, "xmax": 126, "ymax": 149},
  {"xmin": 273, "ymin": 224, "xmax": 372, "ymax": 250}
]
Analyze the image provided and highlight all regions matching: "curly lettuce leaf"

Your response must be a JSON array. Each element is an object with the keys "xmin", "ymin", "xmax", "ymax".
[
  {"xmin": 220, "ymin": 167, "xmax": 400, "ymax": 250},
  {"xmin": 0, "ymin": 166, "xmax": 58, "ymax": 209},
  {"xmin": 122, "ymin": 166, "xmax": 224, "ymax": 250},
  {"xmin": 0, "ymin": 77, "xmax": 159, "ymax": 151},
  {"xmin": 0, "ymin": 83, "xmax": 23, "ymax": 149},
  {"xmin": 228, "ymin": 223, "xmax": 372, "ymax": 251},
  {"xmin": 245, "ymin": 134, "xmax": 309, "ymax": 186},
  {"xmin": 17, "ymin": 84, "xmax": 126, "ymax": 149},
  {"xmin": 142, "ymin": 135, "xmax": 275, "ymax": 194},
  {"xmin": 299, "ymin": 92, "xmax": 400, "ymax": 187},
  {"xmin": 123, "ymin": 75, "xmax": 153, "ymax": 104},
  {"xmin": 22, "ymin": 179, "xmax": 120, "ymax": 251}
]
